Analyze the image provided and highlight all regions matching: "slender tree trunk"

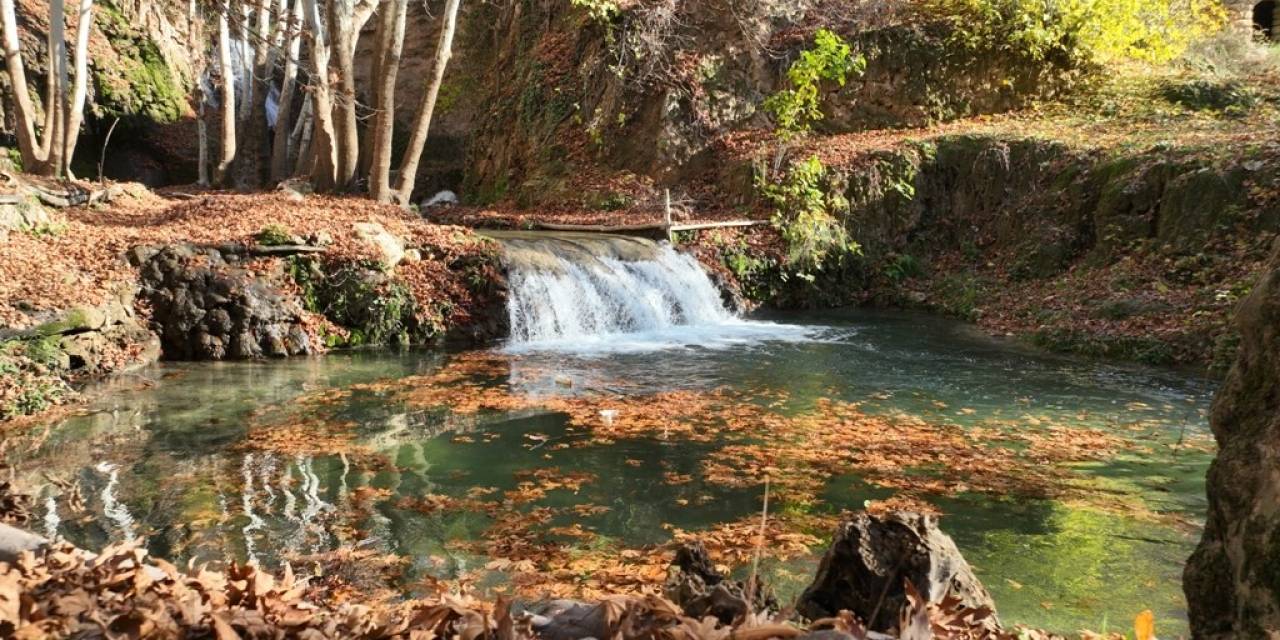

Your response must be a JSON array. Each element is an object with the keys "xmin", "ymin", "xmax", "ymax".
[
  {"xmin": 357, "ymin": 0, "xmax": 384, "ymax": 180},
  {"xmin": 234, "ymin": 0, "xmax": 272, "ymax": 188},
  {"xmin": 302, "ymin": 0, "xmax": 337, "ymax": 190},
  {"xmin": 45, "ymin": 0, "xmax": 68, "ymax": 176},
  {"xmin": 270, "ymin": 0, "xmax": 301, "ymax": 182},
  {"xmin": 189, "ymin": 0, "xmax": 210, "ymax": 186},
  {"xmin": 328, "ymin": 0, "xmax": 359, "ymax": 189},
  {"xmin": 61, "ymin": 0, "xmax": 94, "ymax": 177},
  {"xmin": 197, "ymin": 89, "xmax": 210, "ymax": 185},
  {"xmin": 215, "ymin": 0, "xmax": 237, "ymax": 184},
  {"xmin": 290, "ymin": 96, "xmax": 312, "ymax": 175},
  {"xmin": 368, "ymin": 0, "xmax": 404, "ymax": 202},
  {"xmin": 0, "ymin": 0, "xmax": 48, "ymax": 172},
  {"xmin": 237, "ymin": 2, "xmax": 254, "ymax": 122},
  {"xmin": 352, "ymin": 0, "xmax": 375, "ymax": 44},
  {"xmin": 393, "ymin": 0, "xmax": 460, "ymax": 204}
]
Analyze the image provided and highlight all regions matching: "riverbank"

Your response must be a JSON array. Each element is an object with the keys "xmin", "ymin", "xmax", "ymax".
[
  {"xmin": 0, "ymin": 507, "xmax": 1024, "ymax": 639},
  {"xmin": 0, "ymin": 189, "xmax": 507, "ymax": 422}
]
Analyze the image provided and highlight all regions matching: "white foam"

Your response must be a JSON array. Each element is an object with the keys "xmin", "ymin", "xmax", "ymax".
[{"xmin": 500, "ymin": 237, "xmax": 820, "ymax": 353}]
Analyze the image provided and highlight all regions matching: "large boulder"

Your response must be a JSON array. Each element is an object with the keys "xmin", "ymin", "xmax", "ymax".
[
  {"xmin": 353, "ymin": 222, "xmax": 406, "ymax": 271},
  {"xmin": 1185, "ymin": 238, "xmax": 1280, "ymax": 637},
  {"xmin": 134, "ymin": 245, "xmax": 313, "ymax": 360},
  {"xmin": 797, "ymin": 511, "xmax": 999, "ymax": 633}
]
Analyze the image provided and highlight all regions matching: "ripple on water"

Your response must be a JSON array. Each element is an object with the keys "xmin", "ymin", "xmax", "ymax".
[{"xmin": 5, "ymin": 310, "xmax": 1214, "ymax": 636}]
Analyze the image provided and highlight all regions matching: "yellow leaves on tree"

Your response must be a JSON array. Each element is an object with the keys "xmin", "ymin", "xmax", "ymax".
[{"xmin": 923, "ymin": 0, "xmax": 1226, "ymax": 67}]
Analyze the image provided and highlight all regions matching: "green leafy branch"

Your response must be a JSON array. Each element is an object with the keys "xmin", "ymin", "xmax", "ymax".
[{"xmin": 763, "ymin": 29, "xmax": 866, "ymax": 138}]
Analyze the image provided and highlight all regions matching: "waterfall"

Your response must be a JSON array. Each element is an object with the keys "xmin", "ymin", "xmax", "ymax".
[{"xmin": 496, "ymin": 232, "xmax": 737, "ymax": 345}]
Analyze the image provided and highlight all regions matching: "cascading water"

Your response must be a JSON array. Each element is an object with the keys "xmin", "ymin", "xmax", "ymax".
[{"xmin": 490, "ymin": 231, "xmax": 813, "ymax": 351}]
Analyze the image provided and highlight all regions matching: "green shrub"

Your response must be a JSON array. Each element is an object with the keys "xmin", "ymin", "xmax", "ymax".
[
  {"xmin": 763, "ymin": 29, "xmax": 866, "ymax": 137},
  {"xmin": 883, "ymin": 253, "xmax": 924, "ymax": 283},
  {"xmin": 758, "ymin": 156, "xmax": 860, "ymax": 275},
  {"xmin": 255, "ymin": 224, "xmax": 294, "ymax": 247}
]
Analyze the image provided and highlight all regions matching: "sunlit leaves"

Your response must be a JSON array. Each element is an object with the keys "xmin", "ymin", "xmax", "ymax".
[{"xmin": 763, "ymin": 29, "xmax": 866, "ymax": 138}]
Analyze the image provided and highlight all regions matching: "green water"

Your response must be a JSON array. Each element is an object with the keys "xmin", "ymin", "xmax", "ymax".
[{"xmin": 6, "ymin": 310, "xmax": 1215, "ymax": 636}]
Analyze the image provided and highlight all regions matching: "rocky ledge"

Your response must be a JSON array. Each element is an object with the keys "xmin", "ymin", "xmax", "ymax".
[
  {"xmin": 1, "ymin": 198, "xmax": 509, "ymax": 422},
  {"xmin": 1185, "ymin": 237, "xmax": 1280, "ymax": 637}
]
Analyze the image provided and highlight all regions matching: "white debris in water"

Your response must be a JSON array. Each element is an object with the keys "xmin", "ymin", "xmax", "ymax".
[{"xmin": 95, "ymin": 462, "xmax": 138, "ymax": 543}]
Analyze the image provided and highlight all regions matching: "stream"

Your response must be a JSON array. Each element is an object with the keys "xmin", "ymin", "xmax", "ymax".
[
  {"xmin": 4, "ymin": 234, "xmax": 1218, "ymax": 636},
  {"xmin": 5, "ymin": 309, "xmax": 1214, "ymax": 635}
]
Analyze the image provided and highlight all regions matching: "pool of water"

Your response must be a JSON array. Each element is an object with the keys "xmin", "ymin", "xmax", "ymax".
[{"xmin": 6, "ymin": 309, "xmax": 1215, "ymax": 635}]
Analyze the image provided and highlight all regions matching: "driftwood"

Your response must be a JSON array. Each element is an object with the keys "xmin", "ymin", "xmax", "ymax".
[
  {"xmin": 243, "ymin": 243, "xmax": 328, "ymax": 257},
  {"xmin": 0, "ymin": 170, "xmax": 120, "ymax": 208},
  {"xmin": 668, "ymin": 220, "xmax": 768, "ymax": 232}
]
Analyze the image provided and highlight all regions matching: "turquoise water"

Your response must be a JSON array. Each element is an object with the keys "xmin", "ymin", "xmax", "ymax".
[{"xmin": 6, "ymin": 309, "xmax": 1215, "ymax": 636}]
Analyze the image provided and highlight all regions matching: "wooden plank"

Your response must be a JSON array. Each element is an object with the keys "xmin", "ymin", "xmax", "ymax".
[
  {"xmin": 533, "ymin": 221, "xmax": 667, "ymax": 233},
  {"xmin": 669, "ymin": 220, "xmax": 768, "ymax": 232},
  {"xmin": 530, "ymin": 219, "xmax": 768, "ymax": 234}
]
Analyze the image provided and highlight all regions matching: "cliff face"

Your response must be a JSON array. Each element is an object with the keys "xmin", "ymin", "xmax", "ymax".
[
  {"xmin": 457, "ymin": 0, "xmax": 1075, "ymax": 207},
  {"xmin": 1185, "ymin": 238, "xmax": 1280, "ymax": 637},
  {"xmin": 9, "ymin": 0, "xmax": 195, "ymax": 182}
]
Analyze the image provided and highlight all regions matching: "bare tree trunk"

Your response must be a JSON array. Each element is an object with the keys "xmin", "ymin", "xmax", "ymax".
[
  {"xmin": 302, "ymin": 0, "xmax": 337, "ymax": 190},
  {"xmin": 189, "ymin": 0, "xmax": 210, "ymax": 186},
  {"xmin": 237, "ymin": 1, "xmax": 254, "ymax": 122},
  {"xmin": 356, "ymin": 0, "xmax": 384, "ymax": 180},
  {"xmin": 0, "ymin": 0, "xmax": 49, "ymax": 172},
  {"xmin": 215, "ymin": 0, "xmax": 237, "ymax": 184},
  {"xmin": 270, "ymin": 0, "xmax": 302, "ymax": 182},
  {"xmin": 328, "ymin": 0, "xmax": 358, "ymax": 189},
  {"xmin": 393, "ymin": 0, "xmax": 460, "ymax": 204},
  {"xmin": 61, "ymin": 0, "xmax": 94, "ymax": 177},
  {"xmin": 352, "ymin": 0, "xmax": 375, "ymax": 43},
  {"xmin": 290, "ymin": 97, "xmax": 312, "ymax": 175},
  {"xmin": 349, "ymin": 0, "xmax": 376, "ymax": 178},
  {"xmin": 45, "ymin": 0, "xmax": 68, "ymax": 176},
  {"xmin": 368, "ymin": 0, "xmax": 404, "ymax": 202},
  {"xmin": 234, "ymin": 0, "xmax": 273, "ymax": 188}
]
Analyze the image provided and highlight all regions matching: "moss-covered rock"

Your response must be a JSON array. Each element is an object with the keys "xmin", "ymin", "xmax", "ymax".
[
  {"xmin": 91, "ymin": 1, "xmax": 189, "ymax": 124},
  {"xmin": 289, "ymin": 259, "xmax": 420, "ymax": 348}
]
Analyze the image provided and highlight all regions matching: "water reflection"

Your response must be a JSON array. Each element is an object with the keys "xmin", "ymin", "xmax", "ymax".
[{"xmin": 4, "ymin": 310, "xmax": 1215, "ymax": 635}]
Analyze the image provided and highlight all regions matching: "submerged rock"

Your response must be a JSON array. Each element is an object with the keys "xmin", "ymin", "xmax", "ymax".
[
  {"xmin": 1185, "ymin": 238, "xmax": 1280, "ymax": 638},
  {"xmin": 664, "ymin": 540, "xmax": 776, "ymax": 624},
  {"xmin": 523, "ymin": 600, "xmax": 610, "ymax": 640},
  {"xmin": 797, "ymin": 511, "xmax": 999, "ymax": 633}
]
